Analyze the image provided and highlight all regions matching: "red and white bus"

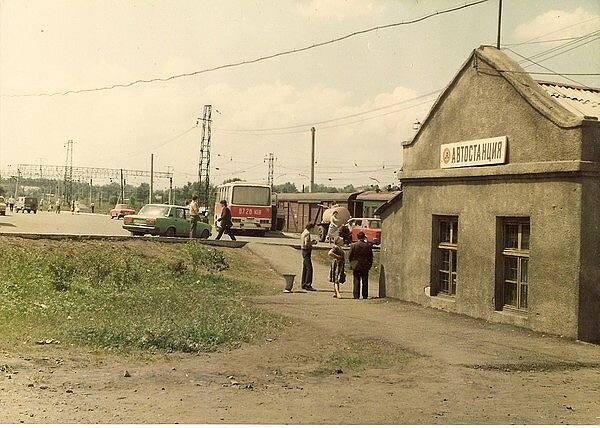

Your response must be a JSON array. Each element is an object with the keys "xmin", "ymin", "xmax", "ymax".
[{"xmin": 214, "ymin": 182, "xmax": 272, "ymax": 235}]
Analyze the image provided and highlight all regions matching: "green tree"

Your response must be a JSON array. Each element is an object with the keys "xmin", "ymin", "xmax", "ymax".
[
  {"xmin": 222, "ymin": 177, "xmax": 242, "ymax": 184},
  {"xmin": 273, "ymin": 182, "xmax": 298, "ymax": 193}
]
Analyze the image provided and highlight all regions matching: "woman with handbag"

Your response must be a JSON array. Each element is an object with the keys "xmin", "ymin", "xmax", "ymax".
[{"xmin": 328, "ymin": 237, "xmax": 346, "ymax": 299}]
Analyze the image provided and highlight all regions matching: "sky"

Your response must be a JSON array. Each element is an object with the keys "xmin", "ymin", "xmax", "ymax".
[{"xmin": 1, "ymin": 0, "xmax": 599, "ymax": 190}]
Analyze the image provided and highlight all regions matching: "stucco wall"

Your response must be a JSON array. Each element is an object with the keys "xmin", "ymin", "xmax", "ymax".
[
  {"xmin": 383, "ymin": 179, "xmax": 583, "ymax": 339},
  {"xmin": 381, "ymin": 49, "xmax": 599, "ymax": 341},
  {"xmin": 578, "ymin": 176, "xmax": 600, "ymax": 343},
  {"xmin": 402, "ymin": 56, "xmax": 583, "ymax": 172}
]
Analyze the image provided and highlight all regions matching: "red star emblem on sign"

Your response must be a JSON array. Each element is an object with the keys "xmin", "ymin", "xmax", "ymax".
[{"xmin": 443, "ymin": 148, "xmax": 451, "ymax": 164}]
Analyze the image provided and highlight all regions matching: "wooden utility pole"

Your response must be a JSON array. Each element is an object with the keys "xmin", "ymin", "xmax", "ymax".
[
  {"xmin": 149, "ymin": 153, "xmax": 154, "ymax": 204},
  {"xmin": 496, "ymin": 0, "xmax": 503, "ymax": 49},
  {"xmin": 310, "ymin": 127, "xmax": 315, "ymax": 192}
]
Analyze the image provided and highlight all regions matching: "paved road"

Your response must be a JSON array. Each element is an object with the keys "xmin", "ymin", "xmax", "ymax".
[{"xmin": 0, "ymin": 210, "xmax": 305, "ymax": 246}]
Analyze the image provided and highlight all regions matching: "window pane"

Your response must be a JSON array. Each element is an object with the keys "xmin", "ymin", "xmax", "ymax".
[
  {"xmin": 521, "ymin": 224, "xmax": 530, "ymax": 250},
  {"xmin": 440, "ymin": 250, "xmax": 450, "ymax": 271},
  {"xmin": 451, "ymin": 272, "xmax": 457, "ymax": 295},
  {"xmin": 520, "ymin": 258, "xmax": 528, "ymax": 284},
  {"xmin": 232, "ymin": 186, "xmax": 271, "ymax": 206},
  {"xmin": 440, "ymin": 221, "xmax": 451, "ymax": 243},
  {"xmin": 520, "ymin": 283, "xmax": 528, "ymax": 309},
  {"xmin": 440, "ymin": 272, "xmax": 450, "ymax": 293},
  {"xmin": 452, "ymin": 221, "xmax": 458, "ymax": 243},
  {"xmin": 504, "ymin": 281, "xmax": 517, "ymax": 307},
  {"xmin": 368, "ymin": 219, "xmax": 381, "ymax": 228},
  {"xmin": 504, "ymin": 256, "xmax": 517, "ymax": 281},
  {"xmin": 451, "ymin": 250, "xmax": 457, "ymax": 272},
  {"xmin": 504, "ymin": 224, "xmax": 519, "ymax": 249}
]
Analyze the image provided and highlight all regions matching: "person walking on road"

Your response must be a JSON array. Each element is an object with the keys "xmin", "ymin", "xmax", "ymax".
[
  {"xmin": 300, "ymin": 223, "xmax": 317, "ymax": 291},
  {"xmin": 348, "ymin": 231, "xmax": 373, "ymax": 299},
  {"xmin": 215, "ymin": 200, "xmax": 236, "ymax": 241},
  {"xmin": 8, "ymin": 196, "xmax": 14, "ymax": 212},
  {"xmin": 189, "ymin": 194, "xmax": 201, "ymax": 238},
  {"xmin": 328, "ymin": 236, "xmax": 346, "ymax": 298}
]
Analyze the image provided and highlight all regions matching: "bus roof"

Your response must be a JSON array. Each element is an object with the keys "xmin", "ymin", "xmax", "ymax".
[{"xmin": 217, "ymin": 182, "xmax": 270, "ymax": 188}]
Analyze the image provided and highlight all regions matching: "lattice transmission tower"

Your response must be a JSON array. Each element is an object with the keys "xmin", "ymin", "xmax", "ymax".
[
  {"xmin": 63, "ymin": 140, "xmax": 74, "ymax": 202},
  {"xmin": 265, "ymin": 152, "xmax": 275, "ymax": 190},
  {"xmin": 197, "ymin": 105, "xmax": 212, "ymax": 209}
]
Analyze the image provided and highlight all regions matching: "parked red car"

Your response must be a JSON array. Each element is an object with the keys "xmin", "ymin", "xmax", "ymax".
[
  {"xmin": 110, "ymin": 204, "xmax": 135, "ymax": 219},
  {"xmin": 344, "ymin": 217, "xmax": 382, "ymax": 245}
]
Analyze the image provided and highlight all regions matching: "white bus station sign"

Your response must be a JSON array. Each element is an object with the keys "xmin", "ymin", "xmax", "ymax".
[{"xmin": 440, "ymin": 136, "xmax": 507, "ymax": 168}]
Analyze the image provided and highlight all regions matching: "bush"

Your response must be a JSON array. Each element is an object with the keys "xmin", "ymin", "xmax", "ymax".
[
  {"xmin": 48, "ymin": 255, "xmax": 77, "ymax": 291},
  {"xmin": 185, "ymin": 242, "xmax": 229, "ymax": 273}
]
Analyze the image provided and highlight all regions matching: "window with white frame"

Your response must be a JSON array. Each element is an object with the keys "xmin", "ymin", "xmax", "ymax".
[
  {"xmin": 501, "ymin": 219, "xmax": 530, "ymax": 310},
  {"xmin": 435, "ymin": 216, "xmax": 458, "ymax": 296}
]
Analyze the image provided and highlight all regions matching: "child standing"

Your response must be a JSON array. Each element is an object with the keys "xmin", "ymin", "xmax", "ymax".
[{"xmin": 328, "ymin": 237, "xmax": 346, "ymax": 298}]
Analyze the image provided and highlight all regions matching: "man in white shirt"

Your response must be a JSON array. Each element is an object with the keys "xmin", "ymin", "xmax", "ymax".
[
  {"xmin": 300, "ymin": 223, "xmax": 317, "ymax": 291},
  {"xmin": 189, "ymin": 194, "xmax": 200, "ymax": 238}
]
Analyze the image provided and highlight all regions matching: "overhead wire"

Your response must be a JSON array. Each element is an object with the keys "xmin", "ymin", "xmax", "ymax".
[
  {"xmin": 505, "ymin": 47, "xmax": 596, "ymax": 89},
  {"xmin": 1, "ymin": 0, "xmax": 489, "ymax": 98}
]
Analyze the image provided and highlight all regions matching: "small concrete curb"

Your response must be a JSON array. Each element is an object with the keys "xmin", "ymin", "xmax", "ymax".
[{"xmin": 0, "ymin": 232, "xmax": 247, "ymax": 248}]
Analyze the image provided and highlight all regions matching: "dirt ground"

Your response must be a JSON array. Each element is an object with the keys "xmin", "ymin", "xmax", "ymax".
[{"xmin": 1, "ymin": 243, "xmax": 599, "ymax": 424}]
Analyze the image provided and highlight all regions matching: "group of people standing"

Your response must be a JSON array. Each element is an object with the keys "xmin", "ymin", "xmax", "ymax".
[{"xmin": 299, "ymin": 223, "xmax": 373, "ymax": 299}]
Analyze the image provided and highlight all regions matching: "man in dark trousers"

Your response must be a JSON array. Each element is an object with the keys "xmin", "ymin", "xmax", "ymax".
[
  {"xmin": 300, "ymin": 223, "xmax": 317, "ymax": 291},
  {"xmin": 215, "ymin": 199, "xmax": 236, "ymax": 240},
  {"xmin": 348, "ymin": 231, "xmax": 373, "ymax": 299}
]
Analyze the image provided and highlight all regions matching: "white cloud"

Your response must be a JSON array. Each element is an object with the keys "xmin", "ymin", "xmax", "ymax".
[
  {"xmin": 513, "ymin": 7, "xmax": 599, "ymax": 44},
  {"xmin": 293, "ymin": 0, "xmax": 376, "ymax": 20}
]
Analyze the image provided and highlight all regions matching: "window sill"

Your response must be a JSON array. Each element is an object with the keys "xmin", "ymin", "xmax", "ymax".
[
  {"xmin": 431, "ymin": 294, "xmax": 456, "ymax": 303},
  {"xmin": 497, "ymin": 307, "xmax": 529, "ymax": 319}
]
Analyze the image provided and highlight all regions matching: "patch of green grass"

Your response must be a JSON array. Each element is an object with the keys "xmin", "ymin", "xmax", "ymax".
[
  {"xmin": 292, "ymin": 338, "xmax": 416, "ymax": 373},
  {"xmin": 0, "ymin": 239, "xmax": 285, "ymax": 353}
]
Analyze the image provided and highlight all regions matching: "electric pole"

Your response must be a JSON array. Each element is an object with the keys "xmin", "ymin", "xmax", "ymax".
[
  {"xmin": 120, "ymin": 169, "xmax": 124, "ymax": 203},
  {"xmin": 264, "ymin": 152, "xmax": 275, "ymax": 190},
  {"xmin": 496, "ymin": 0, "xmax": 503, "ymax": 49},
  {"xmin": 197, "ymin": 105, "xmax": 212, "ymax": 209},
  {"xmin": 149, "ymin": 153, "xmax": 154, "ymax": 204},
  {"xmin": 310, "ymin": 127, "xmax": 315, "ymax": 192}
]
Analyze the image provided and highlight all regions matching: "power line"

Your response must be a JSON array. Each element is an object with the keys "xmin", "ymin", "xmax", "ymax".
[
  {"xmin": 218, "ymin": 90, "xmax": 441, "ymax": 132},
  {"xmin": 505, "ymin": 47, "xmax": 594, "ymax": 89},
  {"xmin": 502, "ymin": 36, "xmax": 592, "ymax": 47},
  {"xmin": 516, "ymin": 30, "xmax": 600, "ymax": 65},
  {"xmin": 503, "ymin": 15, "xmax": 600, "ymax": 46},
  {"xmin": 215, "ymin": 93, "xmax": 439, "ymax": 136},
  {"xmin": 1, "ymin": 0, "xmax": 488, "ymax": 98}
]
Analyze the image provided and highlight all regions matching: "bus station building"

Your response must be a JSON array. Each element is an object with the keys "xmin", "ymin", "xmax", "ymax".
[{"xmin": 378, "ymin": 46, "xmax": 600, "ymax": 343}]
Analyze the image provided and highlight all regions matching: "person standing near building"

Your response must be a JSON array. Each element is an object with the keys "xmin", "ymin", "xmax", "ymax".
[
  {"xmin": 328, "ymin": 236, "xmax": 346, "ymax": 298},
  {"xmin": 215, "ymin": 200, "xmax": 236, "ymax": 240},
  {"xmin": 7, "ymin": 196, "xmax": 14, "ymax": 212},
  {"xmin": 348, "ymin": 231, "xmax": 373, "ymax": 299},
  {"xmin": 189, "ymin": 194, "xmax": 200, "ymax": 238},
  {"xmin": 300, "ymin": 223, "xmax": 317, "ymax": 291}
]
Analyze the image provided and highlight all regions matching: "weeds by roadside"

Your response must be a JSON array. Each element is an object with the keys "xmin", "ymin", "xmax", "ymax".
[{"xmin": 0, "ymin": 239, "xmax": 284, "ymax": 354}]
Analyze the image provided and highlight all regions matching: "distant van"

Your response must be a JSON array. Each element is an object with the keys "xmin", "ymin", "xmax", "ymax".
[{"xmin": 15, "ymin": 196, "xmax": 38, "ymax": 214}]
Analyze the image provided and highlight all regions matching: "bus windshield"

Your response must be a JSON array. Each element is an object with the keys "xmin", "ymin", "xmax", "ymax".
[{"xmin": 232, "ymin": 186, "xmax": 270, "ymax": 206}]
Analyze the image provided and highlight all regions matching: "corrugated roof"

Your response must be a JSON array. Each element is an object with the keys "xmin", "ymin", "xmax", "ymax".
[
  {"xmin": 274, "ymin": 192, "xmax": 356, "ymax": 202},
  {"xmin": 356, "ymin": 190, "xmax": 401, "ymax": 202},
  {"xmin": 537, "ymin": 81, "xmax": 600, "ymax": 119}
]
